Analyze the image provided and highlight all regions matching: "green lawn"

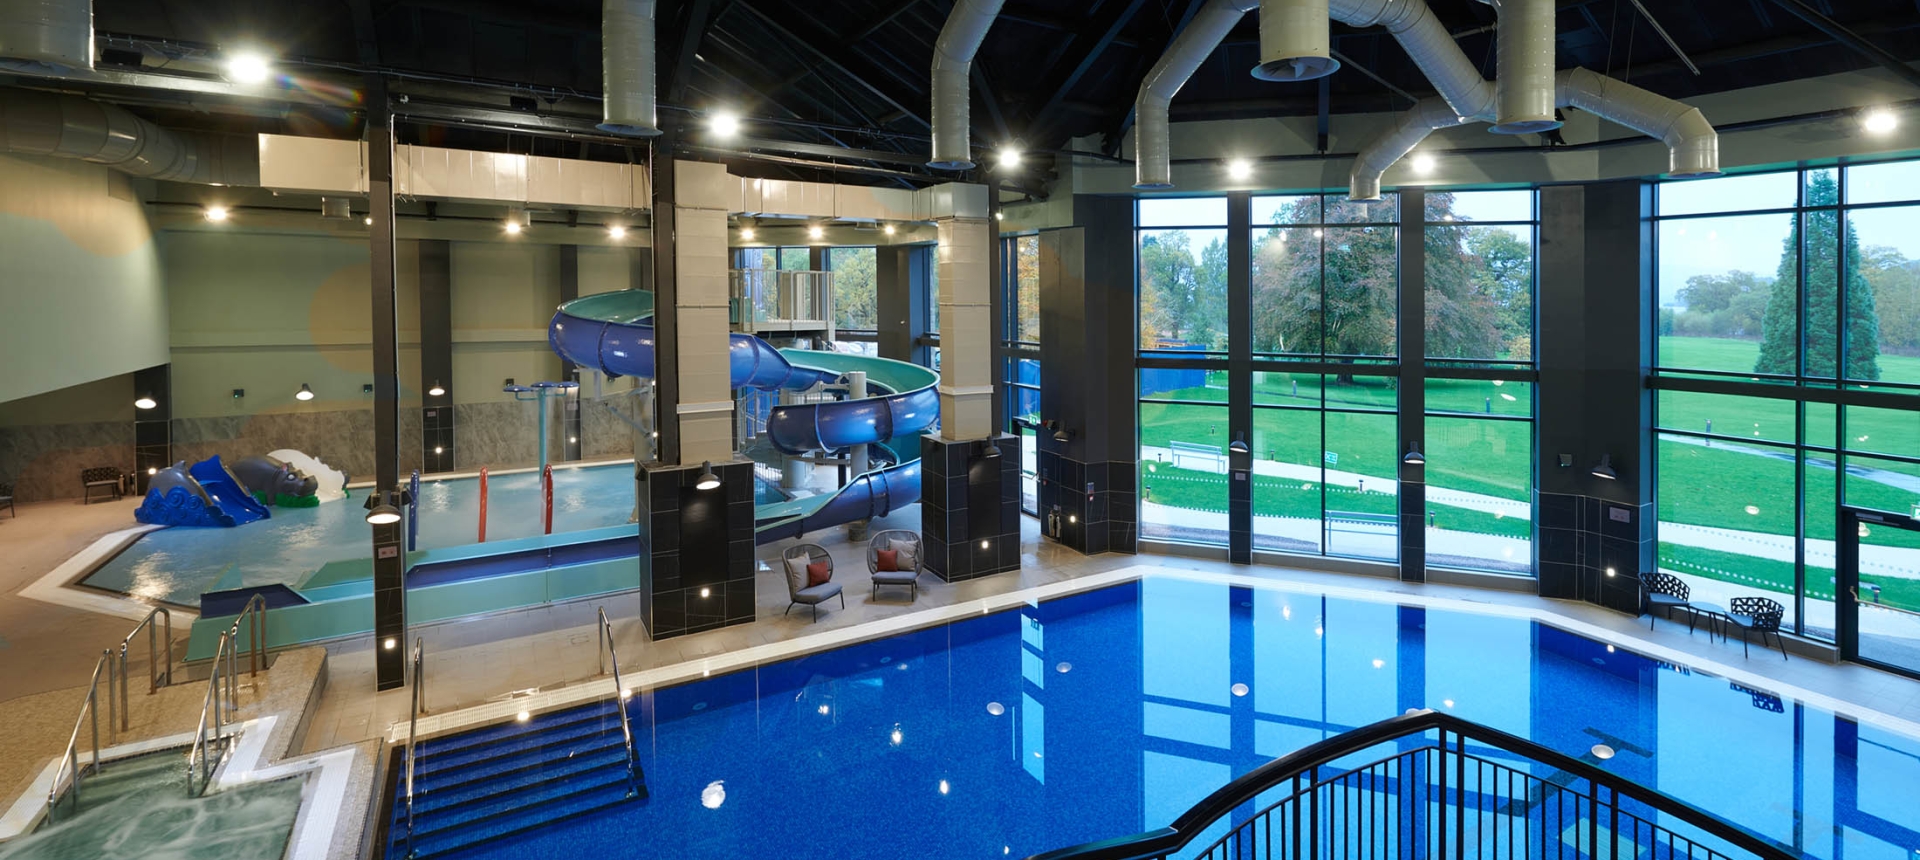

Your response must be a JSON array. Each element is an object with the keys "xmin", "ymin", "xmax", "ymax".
[
  {"xmin": 1658, "ymin": 542, "xmax": 1920, "ymax": 611},
  {"xmin": 1659, "ymin": 334, "xmax": 1920, "ymax": 385},
  {"xmin": 1138, "ymin": 461, "xmax": 1531, "ymax": 540}
]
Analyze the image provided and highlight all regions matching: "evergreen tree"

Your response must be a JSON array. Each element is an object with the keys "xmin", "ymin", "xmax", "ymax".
[{"xmin": 1755, "ymin": 171, "xmax": 1881, "ymax": 379}]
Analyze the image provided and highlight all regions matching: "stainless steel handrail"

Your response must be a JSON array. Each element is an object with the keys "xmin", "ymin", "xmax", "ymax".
[
  {"xmin": 404, "ymin": 638, "xmax": 425, "ymax": 854},
  {"xmin": 597, "ymin": 608, "xmax": 641, "ymax": 797},
  {"xmin": 1852, "ymin": 588, "xmax": 1920, "ymax": 618},
  {"xmin": 46, "ymin": 650, "xmax": 114, "ymax": 821},
  {"xmin": 116, "ymin": 607, "xmax": 173, "ymax": 731},
  {"xmin": 185, "ymin": 594, "xmax": 267, "ymax": 796}
]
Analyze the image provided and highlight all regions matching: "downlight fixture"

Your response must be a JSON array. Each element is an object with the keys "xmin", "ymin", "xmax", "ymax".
[
  {"xmin": 204, "ymin": 206, "xmax": 230, "ymax": 222},
  {"xmin": 1862, "ymin": 108, "xmax": 1899, "ymax": 135},
  {"xmin": 135, "ymin": 394, "xmax": 158, "ymax": 410},
  {"xmin": 608, "ymin": 225, "xmax": 627, "ymax": 240},
  {"xmin": 225, "ymin": 51, "xmax": 272, "ymax": 85},
  {"xmin": 428, "ymin": 380, "xmax": 446, "ymax": 397},
  {"xmin": 1227, "ymin": 159, "xmax": 1252, "ymax": 181},
  {"xmin": 295, "ymin": 383, "xmax": 315, "ymax": 401},
  {"xmin": 997, "ymin": 146, "xmax": 1022, "ymax": 168},
  {"xmin": 695, "ymin": 461, "xmax": 722, "ymax": 491},
  {"xmin": 1590, "ymin": 454, "xmax": 1617, "ymax": 481},
  {"xmin": 1410, "ymin": 152, "xmax": 1437, "ymax": 174},
  {"xmin": 808, "ymin": 224, "xmax": 825, "ymax": 240},
  {"xmin": 709, "ymin": 111, "xmax": 741, "ymax": 138}
]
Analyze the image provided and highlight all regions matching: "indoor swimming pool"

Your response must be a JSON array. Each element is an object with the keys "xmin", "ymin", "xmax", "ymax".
[
  {"xmin": 83, "ymin": 463, "xmax": 637, "ymax": 606},
  {"xmin": 389, "ymin": 576, "xmax": 1920, "ymax": 860},
  {"xmin": 0, "ymin": 749, "xmax": 305, "ymax": 860}
]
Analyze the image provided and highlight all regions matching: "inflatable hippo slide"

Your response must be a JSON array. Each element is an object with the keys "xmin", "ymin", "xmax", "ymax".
[{"xmin": 135, "ymin": 452, "xmax": 339, "ymax": 528}]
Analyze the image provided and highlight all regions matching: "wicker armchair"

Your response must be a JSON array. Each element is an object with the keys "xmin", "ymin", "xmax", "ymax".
[
  {"xmin": 1638, "ymin": 572, "xmax": 1690, "ymax": 631},
  {"xmin": 781, "ymin": 543, "xmax": 843, "ymax": 622},
  {"xmin": 81, "ymin": 467, "xmax": 122, "ymax": 504},
  {"xmin": 866, "ymin": 529, "xmax": 923, "ymax": 601},
  {"xmin": 1727, "ymin": 597, "xmax": 1788, "ymax": 661}
]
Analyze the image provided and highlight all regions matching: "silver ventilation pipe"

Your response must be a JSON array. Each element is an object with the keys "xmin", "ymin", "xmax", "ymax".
[
  {"xmin": 1134, "ymin": 0, "xmax": 1260, "ymax": 188},
  {"xmin": 0, "ymin": 89, "xmax": 258, "ymax": 185},
  {"xmin": 598, "ymin": 0, "xmax": 660, "ymax": 137},
  {"xmin": 1330, "ymin": 0, "xmax": 1494, "ymax": 121},
  {"xmin": 1490, "ymin": 0, "xmax": 1559, "ymax": 133},
  {"xmin": 1253, "ymin": 0, "xmax": 1338, "ymax": 82},
  {"xmin": 1557, "ymin": 67, "xmax": 1719, "ymax": 177},
  {"xmin": 1345, "ymin": 68, "xmax": 1719, "ymax": 200},
  {"xmin": 928, "ymin": 0, "xmax": 1005, "ymax": 170},
  {"xmin": 0, "ymin": 0, "xmax": 93, "ymax": 74}
]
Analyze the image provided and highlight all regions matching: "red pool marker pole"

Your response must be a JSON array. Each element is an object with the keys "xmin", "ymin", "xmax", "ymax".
[
  {"xmin": 478, "ymin": 467, "xmax": 490, "ymax": 543},
  {"xmin": 542, "ymin": 464, "xmax": 554, "ymax": 535}
]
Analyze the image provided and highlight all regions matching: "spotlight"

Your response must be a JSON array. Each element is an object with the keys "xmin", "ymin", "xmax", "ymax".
[
  {"xmin": 740, "ymin": 227, "xmax": 756, "ymax": 241},
  {"xmin": 994, "ymin": 211, "xmax": 1004, "ymax": 221},
  {"xmin": 204, "ymin": 206, "xmax": 230, "ymax": 222},
  {"xmin": 1054, "ymin": 426, "xmax": 1074, "ymax": 443},
  {"xmin": 504, "ymin": 220, "xmax": 523, "ymax": 235},
  {"xmin": 295, "ymin": 383, "xmax": 315, "ymax": 401},
  {"xmin": 1403, "ymin": 443, "xmax": 1425, "ymax": 466},
  {"xmin": 883, "ymin": 223, "xmax": 896, "ymax": 236},
  {"xmin": 695, "ymin": 460, "xmax": 722, "ymax": 490},
  {"xmin": 428, "ymin": 380, "xmax": 446, "ymax": 397},
  {"xmin": 709, "ymin": 111, "xmax": 741, "ymax": 138},
  {"xmin": 1590, "ymin": 454, "xmax": 1617, "ymax": 480},
  {"xmin": 135, "ymin": 395, "xmax": 158, "ymax": 410},
  {"xmin": 504, "ymin": 208, "xmax": 529, "ymax": 235},
  {"xmin": 148, "ymin": 467, "xmax": 158, "ymax": 476},
  {"xmin": 997, "ymin": 146, "xmax": 1022, "ymax": 168},
  {"xmin": 225, "ymin": 51, "xmax": 272, "ymax": 85},
  {"xmin": 1862, "ymin": 109, "xmax": 1899, "ymax": 135},
  {"xmin": 608, "ymin": 225, "xmax": 627, "ymax": 239},
  {"xmin": 808, "ymin": 224, "xmax": 825, "ymax": 240},
  {"xmin": 363, "ymin": 216, "xmax": 373, "ymax": 226},
  {"xmin": 1410, "ymin": 152, "xmax": 1437, "ymax": 174},
  {"xmin": 1227, "ymin": 159, "xmax": 1252, "ymax": 180}
]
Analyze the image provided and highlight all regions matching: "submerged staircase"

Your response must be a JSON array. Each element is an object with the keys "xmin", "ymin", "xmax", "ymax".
[{"xmin": 385, "ymin": 698, "xmax": 644, "ymax": 859}]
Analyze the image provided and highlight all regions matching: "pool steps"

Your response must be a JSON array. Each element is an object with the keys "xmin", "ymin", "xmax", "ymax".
[{"xmin": 385, "ymin": 699, "xmax": 642, "ymax": 859}]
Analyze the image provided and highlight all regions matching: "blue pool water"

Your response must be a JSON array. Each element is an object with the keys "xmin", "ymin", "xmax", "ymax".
[
  {"xmin": 84, "ymin": 464, "xmax": 636, "ymax": 606},
  {"xmin": 410, "ymin": 577, "xmax": 1920, "ymax": 860}
]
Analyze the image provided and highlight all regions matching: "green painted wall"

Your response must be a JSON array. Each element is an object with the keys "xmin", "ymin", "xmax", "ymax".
[{"xmin": 0, "ymin": 154, "xmax": 167, "ymax": 405}]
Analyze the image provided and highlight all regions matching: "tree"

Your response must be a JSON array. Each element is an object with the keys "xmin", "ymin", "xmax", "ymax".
[
  {"xmin": 1014, "ymin": 236, "xmax": 1040, "ymax": 342},
  {"xmin": 1861, "ymin": 246, "xmax": 1920, "ymax": 355},
  {"xmin": 1138, "ymin": 231, "xmax": 1227, "ymax": 350},
  {"xmin": 829, "ymin": 247, "xmax": 877, "ymax": 330},
  {"xmin": 1678, "ymin": 270, "xmax": 1759, "ymax": 314},
  {"xmin": 1467, "ymin": 226, "xmax": 1533, "ymax": 357},
  {"xmin": 1755, "ymin": 171, "xmax": 1881, "ymax": 379}
]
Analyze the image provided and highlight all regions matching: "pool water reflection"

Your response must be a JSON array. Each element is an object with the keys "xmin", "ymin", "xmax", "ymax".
[{"xmin": 436, "ymin": 577, "xmax": 1920, "ymax": 860}]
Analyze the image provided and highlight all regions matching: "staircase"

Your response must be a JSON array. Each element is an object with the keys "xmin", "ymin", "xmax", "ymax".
[{"xmin": 385, "ymin": 699, "xmax": 643, "ymax": 859}]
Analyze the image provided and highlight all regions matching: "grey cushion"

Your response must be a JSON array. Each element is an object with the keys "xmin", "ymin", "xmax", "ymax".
[
  {"xmin": 794, "ymin": 582, "xmax": 842, "ymax": 604},
  {"xmin": 871, "ymin": 570, "xmax": 918, "ymax": 586},
  {"xmin": 783, "ymin": 557, "xmax": 808, "ymax": 594}
]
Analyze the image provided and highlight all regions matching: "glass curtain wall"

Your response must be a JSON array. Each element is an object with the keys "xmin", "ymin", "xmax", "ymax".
[
  {"xmin": 1422, "ymin": 191, "xmax": 1537, "ymax": 574},
  {"xmin": 1004, "ymin": 235, "xmax": 1041, "ymax": 515},
  {"xmin": 828, "ymin": 246, "xmax": 878, "ymax": 354},
  {"xmin": 1653, "ymin": 160, "xmax": 1920, "ymax": 641},
  {"xmin": 1139, "ymin": 199, "xmax": 1232, "ymax": 544}
]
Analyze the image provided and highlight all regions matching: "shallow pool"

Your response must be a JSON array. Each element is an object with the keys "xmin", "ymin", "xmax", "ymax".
[
  {"xmin": 84, "ymin": 464, "xmax": 637, "ymax": 606},
  {"xmin": 423, "ymin": 577, "xmax": 1920, "ymax": 860},
  {"xmin": 0, "ymin": 749, "xmax": 304, "ymax": 860}
]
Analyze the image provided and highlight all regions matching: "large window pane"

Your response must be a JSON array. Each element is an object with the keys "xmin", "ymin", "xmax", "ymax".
[
  {"xmin": 1429, "ymin": 189, "xmax": 1533, "ymax": 223},
  {"xmin": 1426, "ymin": 416, "xmax": 1531, "ymax": 574},
  {"xmin": 827, "ymin": 247, "xmax": 876, "ymax": 330},
  {"xmin": 1656, "ymin": 433, "xmax": 1799, "ymax": 623},
  {"xmin": 1657, "ymin": 214, "xmax": 1792, "ymax": 374},
  {"xmin": 1658, "ymin": 171, "xmax": 1798, "ymax": 217},
  {"xmin": 1140, "ymin": 398, "xmax": 1229, "ymax": 547},
  {"xmin": 1843, "ymin": 405, "xmax": 1920, "ymax": 460},
  {"xmin": 1139, "ymin": 229, "xmax": 1229, "ymax": 352},
  {"xmin": 1844, "ymin": 454, "xmax": 1920, "ymax": 653},
  {"xmin": 1427, "ymin": 378, "xmax": 1532, "ymax": 417},
  {"xmin": 1252, "ymin": 195, "xmax": 1319, "ymax": 225},
  {"xmin": 1846, "ymin": 206, "xmax": 1920, "ymax": 384},
  {"xmin": 1013, "ymin": 235, "xmax": 1039, "ymax": 343},
  {"xmin": 1324, "ymin": 227, "xmax": 1397, "ymax": 357},
  {"xmin": 1251, "ymin": 226, "xmax": 1321, "ymax": 355},
  {"xmin": 1425, "ymin": 193, "xmax": 1532, "ymax": 361},
  {"xmin": 1252, "ymin": 407, "xmax": 1323, "ymax": 555},
  {"xmin": 1798, "ymin": 203, "xmax": 1843, "ymax": 379},
  {"xmin": 1656, "ymin": 390, "xmax": 1795, "ymax": 444},
  {"xmin": 1846, "ymin": 160, "xmax": 1920, "ymax": 206},
  {"xmin": 1322, "ymin": 410, "xmax": 1397, "ymax": 560}
]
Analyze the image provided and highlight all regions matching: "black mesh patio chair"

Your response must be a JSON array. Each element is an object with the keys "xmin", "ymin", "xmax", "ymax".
[
  {"xmin": 1639, "ymin": 572, "xmax": 1690, "ymax": 631},
  {"xmin": 1727, "ymin": 597, "xmax": 1788, "ymax": 661},
  {"xmin": 0, "ymin": 481, "xmax": 13, "ymax": 518}
]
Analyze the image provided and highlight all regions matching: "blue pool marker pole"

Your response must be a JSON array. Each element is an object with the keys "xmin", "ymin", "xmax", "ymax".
[{"xmin": 407, "ymin": 469, "xmax": 420, "ymax": 551}]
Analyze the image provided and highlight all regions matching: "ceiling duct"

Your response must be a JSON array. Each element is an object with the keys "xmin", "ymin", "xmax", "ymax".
[
  {"xmin": 1252, "ymin": 0, "xmax": 1338, "ymax": 82},
  {"xmin": 928, "ymin": 0, "xmax": 1005, "ymax": 170},
  {"xmin": 1347, "ymin": 96, "xmax": 1467, "ymax": 201},
  {"xmin": 1133, "ymin": 0, "xmax": 1260, "ymax": 188},
  {"xmin": 320, "ymin": 197, "xmax": 352, "ymax": 220},
  {"xmin": 1490, "ymin": 0, "xmax": 1560, "ymax": 133},
  {"xmin": 598, "ymin": 0, "xmax": 660, "ymax": 137},
  {"xmin": 1330, "ymin": 0, "xmax": 1495, "ymax": 121},
  {"xmin": 0, "ymin": 89, "xmax": 258, "ymax": 185},
  {"xmin": 0, "ymin": 0, "xmax": 93, "ymax": 74}
]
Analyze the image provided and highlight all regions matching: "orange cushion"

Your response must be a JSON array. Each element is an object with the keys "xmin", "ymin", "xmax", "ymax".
[
  {"xmin": 876, "ymin": 549, "xmax": 898, "ymax": 572},
  {"xmin": 806, "ymin": 561, "xmax": 831, "ymax": 587}
]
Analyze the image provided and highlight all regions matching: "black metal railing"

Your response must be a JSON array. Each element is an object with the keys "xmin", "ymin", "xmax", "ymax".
[{"xmin": 1030, "ymin": 710, "xmax": 1798, "ymax": 860}]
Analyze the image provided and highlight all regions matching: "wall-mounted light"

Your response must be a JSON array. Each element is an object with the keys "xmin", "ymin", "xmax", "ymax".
[
  {"xmin": 1054, "ymin": 426, "xmax": 1075, "ymax": 443},
  {"xmin": 1227, "ymin": 159, "xmax": 1252, "ymax": 180},
  {"xmin": 232, "ymin": 388, "xmax": 245, "ymax": 399},
  {"xmin": 695, "ymin": 460, "xmax": 722, "ymax": 490},
  {"xmin": 1557, "ymin": 453, "xmax": 1574, "ymax": 468},
  {"xmin": 362, "ymin": 383, "xmax": 374, "ymax": 395},
  {"xmin": 1862, "ymin": 108, "xmax": 1899, "ymax": 135},
  {"xmin": 204, "ymin": 205, "xmax": 230, "ymax": 222},
  {"xmin": 883, "ymin": 223, "xmax": 896, "ymax": 236},
  {"xmin": 134, "ymin": 394, "xmax": 158, "ymax": 410},
  {"xmin": 504, "ymin": 208, "xmax": 529, "ymax": 235},
  {"xmin": 295, "ymin": 383, "xmax": 315, "ymax": 401},
  {"xmin": 363, "ymin": 216, "xmax": 374, "ymax": 226},
  {"xmin": 1410, "ymin": 152, "xmax": 1437, "ymax": 175},
  {"xmin": 363, "ymin": 487, "xmax": 411, "ymax": 525},
  {"xmin": 1403, "ymin": 443, "xmax": 1425, "ymax": 466},
  {"xmin": 428, "ymin": 380, "xmax": 446, "ymax": 397},
  {"xmin": 994, "ymin": 211, "xmax": 1004, "ymax": 221},
  {"xmin": 1590, "ymin": 454, "xmax": 1617, "ymax": 480},
  {"xmin": 1228, "ymin": 433, "xmax": 1249, "ymax": 455},
  {"xmin": 807, "ymin": 224, "xmax": 825, "ymax": 240},
  {"xmin": 608, "ymin": 225, "xmax": 627, "ymax": 240}
]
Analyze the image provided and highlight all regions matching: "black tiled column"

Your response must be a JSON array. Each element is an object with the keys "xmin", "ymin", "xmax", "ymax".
[
  {"xmin": 922, "ymin": 434, "xmax": 1021, "ymax": 581},
  {"xmin": 635, "ymin": 459, "xmax": 756, "ymax": 638}
]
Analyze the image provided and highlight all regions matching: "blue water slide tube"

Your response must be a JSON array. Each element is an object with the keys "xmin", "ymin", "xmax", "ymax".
[{"xmin": 549, "ymin": 290, "xmax": 939, "ymax": 543}]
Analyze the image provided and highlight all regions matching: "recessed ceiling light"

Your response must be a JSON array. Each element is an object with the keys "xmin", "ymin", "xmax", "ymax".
[
  {"xmin": 204, "ymin": 206, "xmax": 230, "ymax": 222},
  {"xmin": 1863, "ymin": 109, "xmax": 1898, "ymax": 135},
  {"xmin": 226, "ymin": 52, "xmax": 272, "ymax": 85},
  {"xmin": 997, "ymin": 146, "xmax": 1021, "ymax": 168},
  {"xmin": 504, "ymin": 220, "xmax": 522, "ymax": 235},
  {"xmin": 1227, "ymin": 159, "xmax": 1252, "ymax": 180},
  {"xmin": 608, "ymin": 225, "xmax": 626, "ymax": 239},
  {"xmin": 710, "ymin": 111, "xmax": 741, "ymax": 138},
  {"xmin": 807, "ymin": 224, "xmax": 824, "ymax": 240},
  {"xmin": 1410, "ymin": 153, "xmax": 1437, "ymax": 174},
  {"xmin": 740, "ymin": 227, "xmax": 756, "ymax": 241}
]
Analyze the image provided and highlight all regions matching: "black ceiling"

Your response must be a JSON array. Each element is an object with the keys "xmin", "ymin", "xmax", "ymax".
[{"xmin": 66, "ymin": 0, "xmax": 1920, "ymax": 186}]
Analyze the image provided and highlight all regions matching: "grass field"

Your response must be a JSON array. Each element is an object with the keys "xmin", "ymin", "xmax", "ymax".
[
  {"xmin": 1138, "ymin": 461, "xmax": 1531, "ymax": 540},
  {"xmin": 1658, "ymin": 335, "xmax": 1920, "ymax": 385}
]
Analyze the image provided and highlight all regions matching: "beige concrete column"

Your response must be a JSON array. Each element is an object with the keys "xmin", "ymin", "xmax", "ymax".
[
  {"xmin": 671, "ymin": 160, "xmax": 735, "ymax": 464},
  {"xmin": 933, "ymin": 183, "xmax": 994, "ymax": 441}
]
